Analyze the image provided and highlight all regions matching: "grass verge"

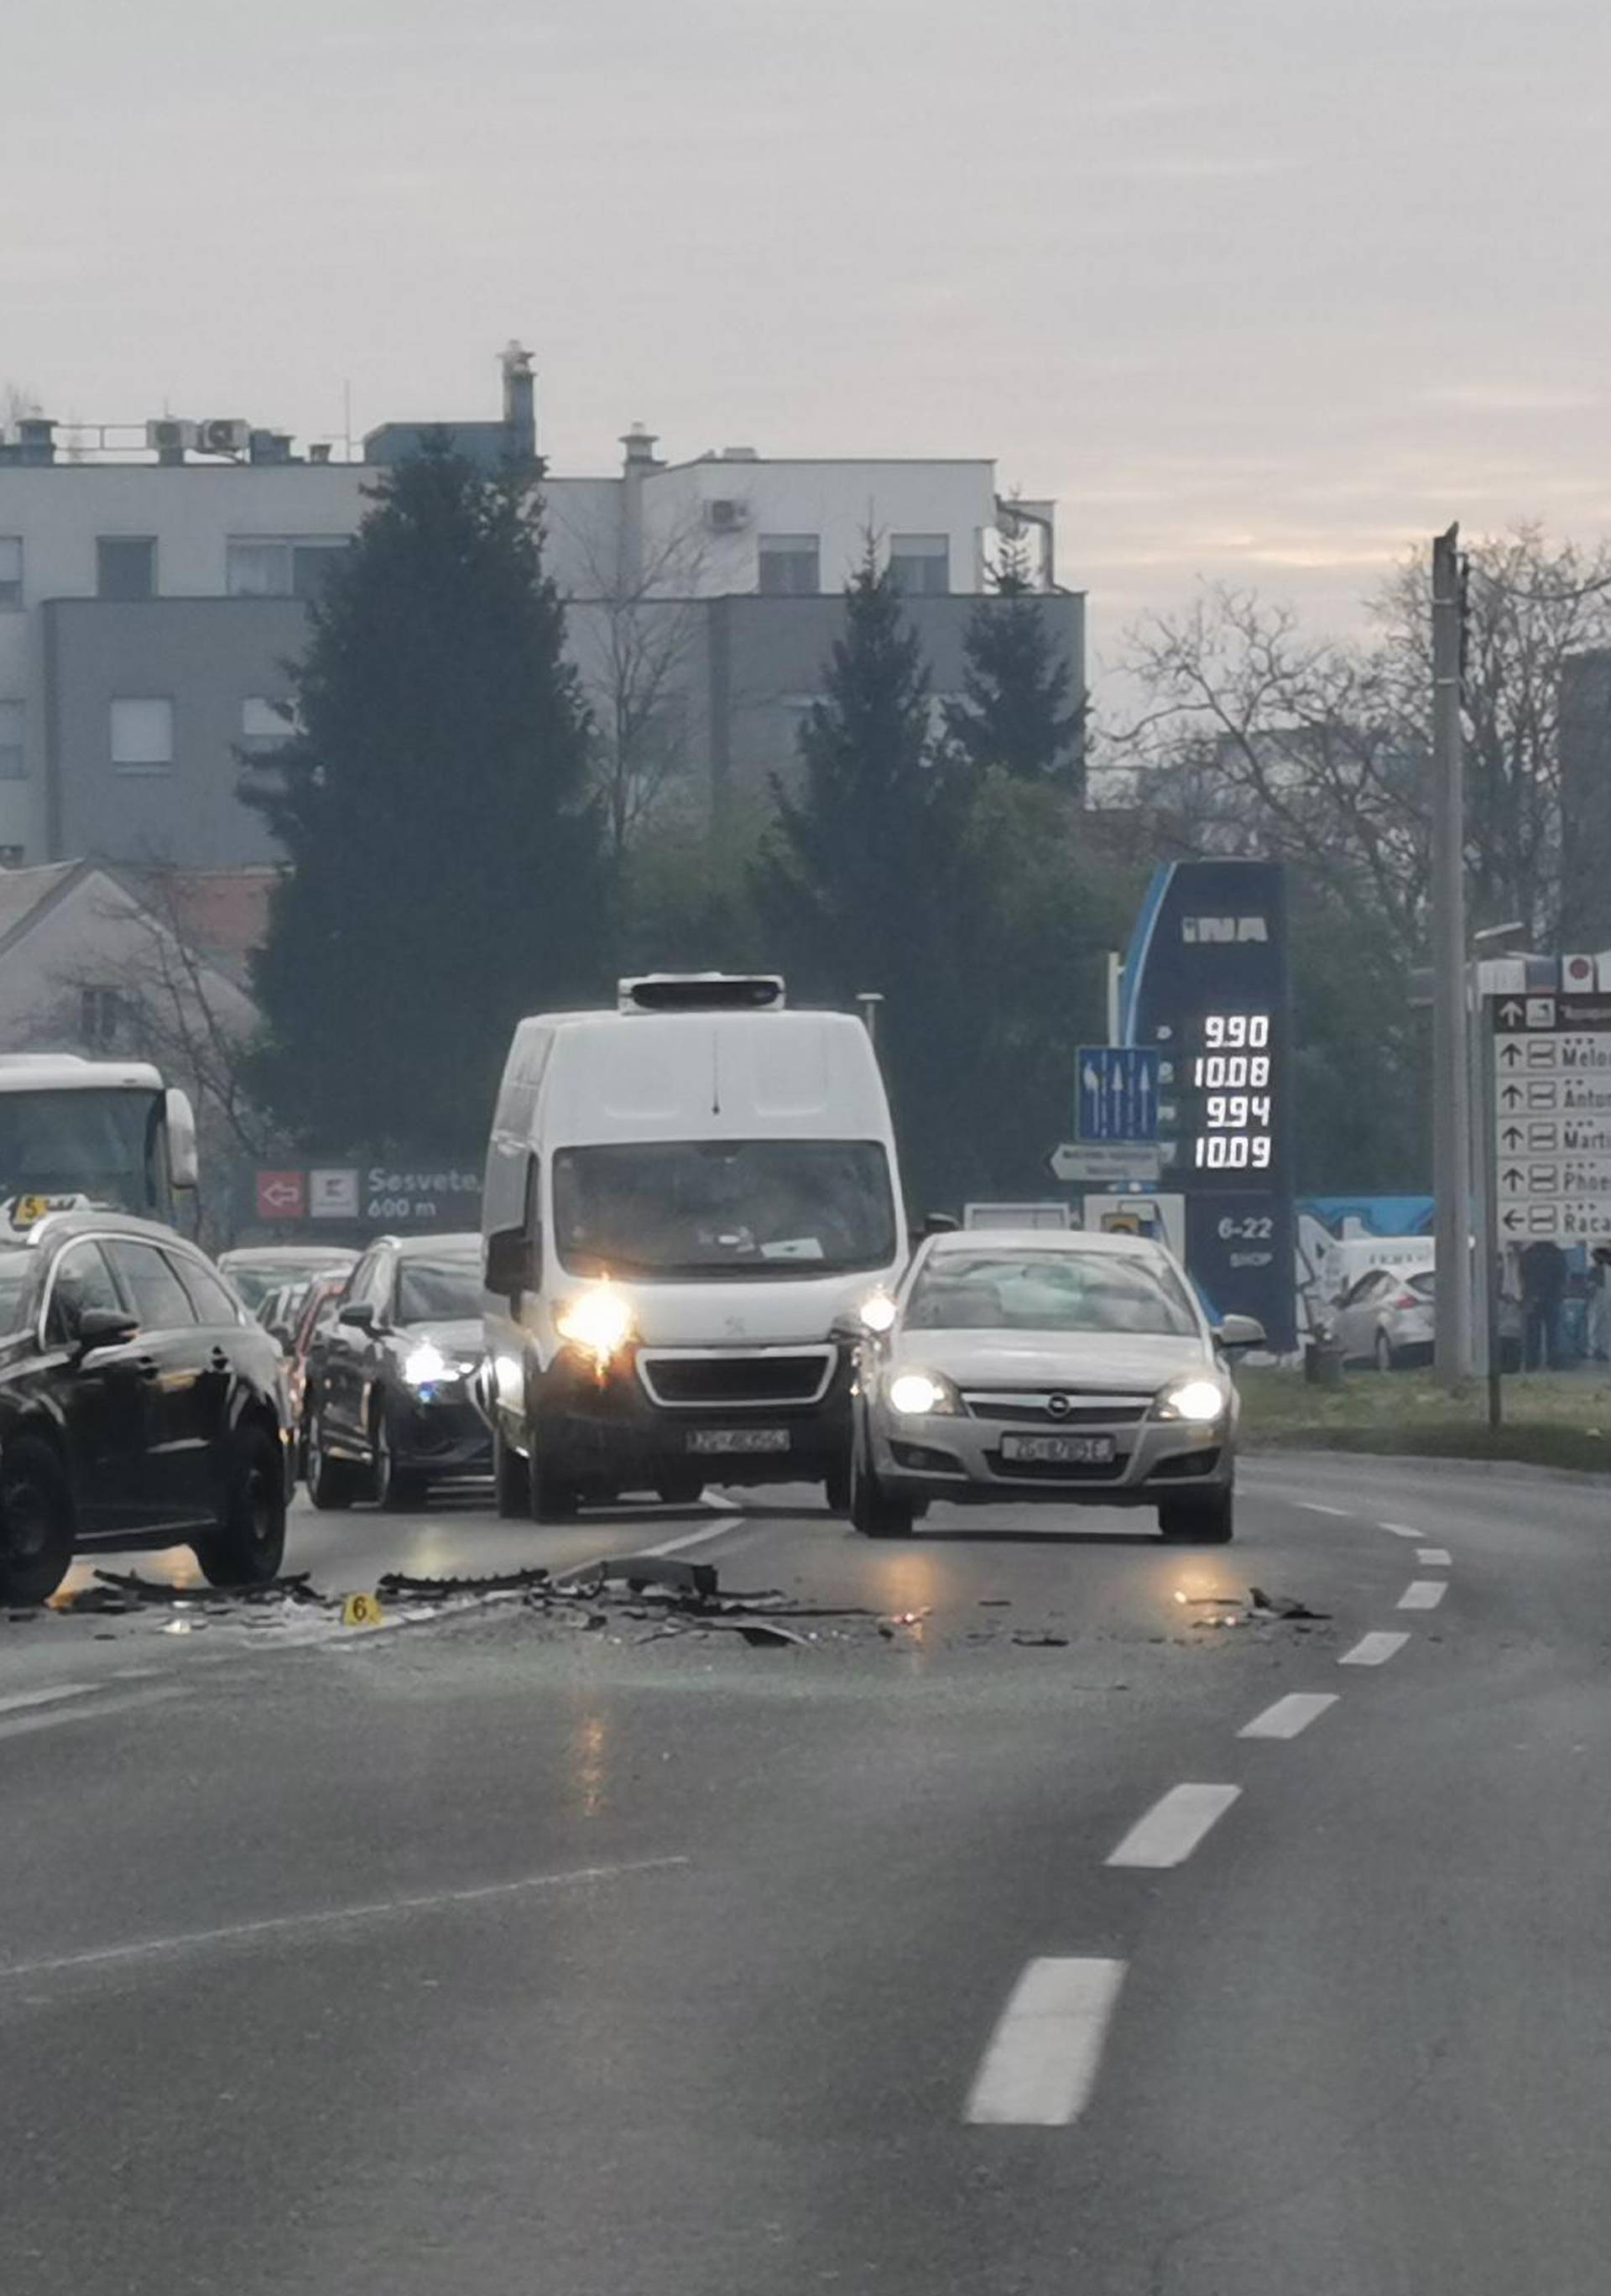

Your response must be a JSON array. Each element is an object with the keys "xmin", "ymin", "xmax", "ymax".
[{"xmin": 1238, "ymin": 1367, "xmax": 1611, "ymax": 1474}]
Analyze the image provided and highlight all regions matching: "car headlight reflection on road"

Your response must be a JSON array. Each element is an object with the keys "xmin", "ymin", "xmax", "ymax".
[
  {"xmin": 555, "ymin": 1284, "xmax": 636, "ymax": 1370},
  {"xmin": 887, "ymin": 1369, "xmax": 959, "ymax": 1417},
  {"xmin": 1155, "ymin": 1376, "xmax": 1228, "ymax": 1423},
  {"xmin": 403, "ymin": 1342, "xmax": 451, "ymax": 1388}
]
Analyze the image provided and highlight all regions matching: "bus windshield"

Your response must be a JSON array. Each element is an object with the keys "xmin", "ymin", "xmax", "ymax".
[{"xmin": 0, "ymin": 1089, "xmax": 164, "ymax": 1221}]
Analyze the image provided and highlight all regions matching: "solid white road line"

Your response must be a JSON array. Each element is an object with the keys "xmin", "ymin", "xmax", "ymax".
[
  {"xmin": 1106, "ymin": 1783, "xmax": 1241, "ymax": 1869},
  {"xmin": 0, "ymin": 1683, "xmax": 96, "ymax": 1716},
  {"xmin": 1380, "ymin": 1521, "xmax": 1424, "ymax": 1540},
  {"xmin": 1340, "ymin": 1631, "xmax": 1410, "ymax": 1667},
  {"xmin": 965, "ymin": 1957, "xmax": 1127, "ymax": 2126},
  {"xmin": 1298, "ymin": 1501, "xmax": 1350, "ymax": 1517},
  {"xmin": 1416, "ymin": 1547, "xmax": 1452, "ymax": 1568},
  {"xmin": 1238, "ymin": 1692, "xmax": 1338, "ymax": 1740},
  {"xmin": 0, "ymin": 1855, "xmax": 692, "ymax": 1984},
  {"xmin": 1399, "ymin": 1579, "xmax": 1447, "ymax": 1611}
]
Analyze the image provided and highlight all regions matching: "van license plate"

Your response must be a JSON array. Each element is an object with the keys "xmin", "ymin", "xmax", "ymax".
[
  {"xmin": 689, "ymin": 1427, "xmax": 790, "ymax": 1455},
  {"xmin": 1001, "ymin": 1433, "xmax": 1115, "ymax": 1465}
]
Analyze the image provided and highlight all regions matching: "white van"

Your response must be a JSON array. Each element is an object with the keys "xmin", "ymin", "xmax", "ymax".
[{"xmin": 481, "ymin": 975, "xmax": 906, "ymax": 1519}]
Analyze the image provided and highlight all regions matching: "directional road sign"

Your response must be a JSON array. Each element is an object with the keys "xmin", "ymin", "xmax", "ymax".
[
  {"xmin": 1492, "ymin": 990, "xmax": 1611, "ymax": 1242},
  {"xmin": 1077, "ymin": 1046, "xmax": 1160, "ymax": 1143},
  {"xmin": 1050, "ymin": 1142, "xmax": 1165, "ymax": 1185}
]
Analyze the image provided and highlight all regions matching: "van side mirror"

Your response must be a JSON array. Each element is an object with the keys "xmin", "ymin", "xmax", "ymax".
[
  {"xmin": 1215, "ymin": 1313, "xmax": 1266, "ymax": 1353},
  {"xmin": 165, "ymin": 1088, "xmax": 199, "ymax": 1191},
  {"xmin": 486, "ymin": 1228, "xmax": 538, "ymax": 1301}
]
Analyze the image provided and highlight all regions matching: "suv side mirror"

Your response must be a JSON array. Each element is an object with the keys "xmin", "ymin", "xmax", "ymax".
[
  {"xmin": 1215, "ymin": 1313, "xmax": 1266, "ymax": 1353},
  {"xmin": 486, "ymin": 1228, "xmax": 538, "ymax": 1301},
  {"xmin": 338, "ymin": 1301, "xmax": 377, "ymax": 1332},
  {"xmin": 75, "ymin": 1306, "xmax": 139, "ymax": 1354}
]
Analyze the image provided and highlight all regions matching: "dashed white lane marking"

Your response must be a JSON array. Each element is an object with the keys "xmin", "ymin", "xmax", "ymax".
[
  {"xmin": 1298, "ymin": 1501, "xmax": 1350, "ymax": 1517},
  {"xmin": 0, "ymin": 1686, "xmax": 185, "ymax": 1740},
  {"xmin": 0, "ymin": 1855, "xmax": 691, "ymax": 1984},
  {"xmin": 1399, "ymin": 1579, "xmax": 1447, "ymax": 1611},
  {"xmin": 1340, "ymin": 1631, "xmax": 1410, "ymax": 1667},
  {"xmin": 0, "ymin": 1683, "xmax": 96, "ymax": 1716},
  {"xmin": 1416, "ymin": 1547, "xmax": 1452, "ymax": 1568},
  {"xmin": 1238, "ymin": 1692, "xmax": 1338, "ymax": 1740},
  {"xmin": 965, "ymin": 1958, "xmax": 1127, "ymax": 2126},
  {"xmin": 1106, "ymin": 1783, "xmax": 1241, "ymax": 1869},
  {"xmin": 1380, "ymin": 1522, "xmax": 1424, "ymax": 1540}
]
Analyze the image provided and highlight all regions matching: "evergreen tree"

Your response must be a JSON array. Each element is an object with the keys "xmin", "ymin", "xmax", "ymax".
[
  {"xmin": 248, "ymin": 435, "xmax": 602, "ymax": 1150},
  {"xmin": 946, "ymin": 536, "xmax": 1086, "ymax": 791}
]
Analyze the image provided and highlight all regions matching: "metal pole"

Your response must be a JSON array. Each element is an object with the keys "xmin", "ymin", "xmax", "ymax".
[
  {"xmin": 1467, "ymin": 963, "xmax": 1489, "ymax": 1380},
  {"xmin": 1431, "ymin": 525, "xmax": 1473, "ymax": 1385},
  {"xmin": 855, "ymin": 990, "xmax": 884, "ymax": 1051},
  {"xmin": 1106, "ymin": 952, "xmax": 1122, "ymax": 1043},
  {"xmin": 1479, "ymin": 1008, "xmax": 1503, "ymax": 1427}
]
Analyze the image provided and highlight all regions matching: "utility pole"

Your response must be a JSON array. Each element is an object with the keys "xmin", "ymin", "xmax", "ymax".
[{"xmin": 1431, "ymin": 525, "xmax": 1473, "ymax": 1385}]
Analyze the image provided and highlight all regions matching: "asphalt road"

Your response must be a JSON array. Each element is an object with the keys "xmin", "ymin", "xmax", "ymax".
[{"xmin": 5, "ymin": 1456, "xmax": 1611, "ymax": 2293}]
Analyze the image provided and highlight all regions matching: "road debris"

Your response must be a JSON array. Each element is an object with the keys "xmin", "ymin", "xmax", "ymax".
[
  {"xmin": 1010, "ymin": 1631, "xmax": 1071, "ymax": 1648},
  {"xmin": 1248, "ymin": 1586, "xmax": 1332, "ymax": 1622}
]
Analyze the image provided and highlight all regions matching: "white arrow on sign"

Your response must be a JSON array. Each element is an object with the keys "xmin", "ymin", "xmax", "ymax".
[{"xmin": 1049, "ymin": 1143, "xmax": 1164, "ymax": 1185}]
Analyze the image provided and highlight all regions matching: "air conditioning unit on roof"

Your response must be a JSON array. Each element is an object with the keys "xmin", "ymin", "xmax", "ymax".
[
  {"xmin": 195, "ymin": 418, "xmax": 250, "ymax": 457},
  {"xmin": 145, "ymin": 419, "xmax": 196, "ymax": 454},
  {"xmin": 706, "ymin": 498, "xmax": 749, "ymax": 533}
]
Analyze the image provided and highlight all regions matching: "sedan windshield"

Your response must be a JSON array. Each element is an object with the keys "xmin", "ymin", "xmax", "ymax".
[
  {"xmin": 0, "ymin": 1245, "xmax": 34, "ymax": 1335},
  {"xmin": 397, "ymin": 1257, "xmax": 482, "ymax": 1323},
  {"xmin": 554, "ymin": 1140, "xmax": 897, "ymax": 1279},
  {"xmin": 905, "ymin": 1250, "xmax": 1199, "ymax": 1336}
]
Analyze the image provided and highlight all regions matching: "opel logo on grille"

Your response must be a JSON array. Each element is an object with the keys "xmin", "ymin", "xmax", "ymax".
[{"xmin": 1046, "ymin": 1393, "xmax": 1073, "ymax": 1419}]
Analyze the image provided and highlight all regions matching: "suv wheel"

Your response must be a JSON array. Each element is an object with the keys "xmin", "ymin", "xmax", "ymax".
[
  {"xmin": 528, "ymin": 1421, "xmax": 581, "ymax": 1523},
  {"xmin": 0, "ymin": 1438, "xmax": 74, "ymax": 1605},
  {"xmin": 195, "ymin": 1427, "xmax": 287, "ymax": 1587}
]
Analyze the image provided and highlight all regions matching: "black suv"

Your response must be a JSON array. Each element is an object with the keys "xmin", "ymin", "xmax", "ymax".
[
  {"xmin": 303, "ymin": 1233, "xmax": 490, "ymax": 1511},
  {"xmin": 0, "ymin": 1211, "xmax": 293, "ymax": 1604}
]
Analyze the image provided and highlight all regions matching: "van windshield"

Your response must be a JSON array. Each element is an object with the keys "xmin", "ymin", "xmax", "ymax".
[{"xmin": 553, "ymin": 1140, "xmax": 897, "ymax": 1280}]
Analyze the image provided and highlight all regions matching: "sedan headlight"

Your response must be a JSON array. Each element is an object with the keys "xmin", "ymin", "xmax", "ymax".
[
  {"xmin": 403, "ymin": 1342, "xmax": 452, "ymax": 1388},
  {"xmin": 555, "ymin": 1284, "xmax": 636, "ymax": 1370},
  {"xmin": 1154, "ymin": 1375, "xmax": 1229, "ymax": 1423},
  {"xmin": 886, "ymin": 1368, "xmax": 961, "ymax": 1417}
]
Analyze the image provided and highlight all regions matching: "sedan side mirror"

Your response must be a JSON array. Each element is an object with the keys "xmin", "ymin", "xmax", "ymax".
[
  {"xmin": 75, "ymin": 1306, "xmax": 139, "ymax": 1354},
  {"xmin": 338, "ymin": 1301, "xmax": 377, "ymax": 1332},
  {"xmin": 1215, "ymin": 1313, "xmax": 1266, "ymax": 1353}
]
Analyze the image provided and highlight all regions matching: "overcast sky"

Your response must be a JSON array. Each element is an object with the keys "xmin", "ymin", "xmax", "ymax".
[{"xmin": 5, "ymin": 0, "xmax": 1608, "ymax": 660}]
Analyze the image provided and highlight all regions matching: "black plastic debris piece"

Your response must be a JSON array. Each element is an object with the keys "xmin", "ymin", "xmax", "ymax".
[
  {"xmin": 979, "ymin": 1597, "xmax": 1012, "ymax": 1608},
  {"xmin": 595, "ymin": 1554, "xmax": 719, "ymax": 1601},
  {"xmin": 376, "ymin": 1565, "xmax": 551, "ymax": 1600},
  {"xmin": 89, "ymin": 1568, "xmax": 326, "ymax": 1608},
  {"xmin": 1011, "ymin": 1631, "xmax": 1071, "ymax": 1648},
  {"xmin": 1248, "ymin": 1585, "xmax": 1332, "ymax": 1622}
]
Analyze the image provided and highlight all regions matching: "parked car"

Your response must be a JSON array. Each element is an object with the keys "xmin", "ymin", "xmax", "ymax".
[
  {"xmin": 218, "ymin": 1244, "xmax": 358, "ymax": 1317},
  {"xmin": 304, "ymin": 1233, "xmax": 491, "ymax": 1511},
  {"xmin": 1330, "ymin": 1265, "xmax": 1522, "ymax": 1371},
  {"xmin": 0, "ymin": 1209, "xmax": 292, "ymax": 1604},
  {"xmin": 846, "ymin": 1227, "xmax": 1262, "ymax": 1545}
]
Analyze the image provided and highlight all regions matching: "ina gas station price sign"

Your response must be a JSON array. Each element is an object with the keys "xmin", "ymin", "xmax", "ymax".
[{"xmin": 1119, "ymin": 859, "xmax": 1296, "ymax": 1349}]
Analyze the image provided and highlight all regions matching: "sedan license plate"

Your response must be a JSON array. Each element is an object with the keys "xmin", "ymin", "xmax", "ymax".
[
  {"xmin": 1000, "ymin": 1432, "xmax": 1115, "ymax": 1465},
  {"xmin": 688, "ymin": 1427, "xmax": 790, "ymax": 1456}
]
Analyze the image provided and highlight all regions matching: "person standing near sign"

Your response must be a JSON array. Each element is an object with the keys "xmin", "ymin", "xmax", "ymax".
[
  {"xmin": 1519, "ymin": 1239, "xmax": 1568, "ymax": 1370},
  {"xmin": 1588, "ymin": 1245, "xmax": 1611, "ymax": 1363}
]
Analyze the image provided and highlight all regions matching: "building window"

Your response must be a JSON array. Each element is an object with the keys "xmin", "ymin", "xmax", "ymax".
[
  {"xmin": 227, "ymin": 538, "xmax": 346, "ymax": 601},
  {"xmin": 240, "ymin": 697, "xmax": 300, "ymax": 757},
  {"xmin": 889, "ymin": 534, "xmax": 951, "ymax": 596},
  {"xmin": 758, "ymin": 535, "xmax": 821, "ymax": 596},
  {"xmin": 80, "ymin": 986, "xmax": 128, "ymax": 1050},
  {"xmin": 96, "ymin": 536, "xmax": 157, "ymax": 601},
  {"xmin": 0, "ymin": 537, "xmax": 20, "ymax": 610},
  {"xmin": 0, "ymin": 700, "xmax": 22, "ymax": 780},
  {"xmin": 110, "ymin": 697, "xmax": 175, "ymax": 772}
]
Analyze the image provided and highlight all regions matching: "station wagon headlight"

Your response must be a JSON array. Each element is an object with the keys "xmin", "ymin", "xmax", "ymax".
[
  {"xmin": 404, "ymin": 1342, "xmax": 452, "ymax": 1388},
  {"xmin": 887, "ymin": 1369, "xmax": 960, "ymax": 1417},
  {"xmin": 1154, "ymin": 1375, "xmax": 1229, "ymax": 1424},
  {"xmin": 555, "ymin": 1284, "xmax": 636, "ymax": 1370}
]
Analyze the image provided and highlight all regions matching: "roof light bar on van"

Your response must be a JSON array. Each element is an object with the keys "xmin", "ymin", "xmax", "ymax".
[{"xmin": 617, "ymin": 973, "xmax": 787, "ymax": 1015}]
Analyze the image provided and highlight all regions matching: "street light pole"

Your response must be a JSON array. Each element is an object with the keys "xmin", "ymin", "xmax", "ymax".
[{"xmin": 1431, "ymin": 525, "xmax": 1473, "ymax": 1386}]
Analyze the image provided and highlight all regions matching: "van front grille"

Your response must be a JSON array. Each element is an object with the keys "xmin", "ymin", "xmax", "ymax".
[{"xmin": 638, "ymin": 1349, "xmax": 835, "ymax": 1408}]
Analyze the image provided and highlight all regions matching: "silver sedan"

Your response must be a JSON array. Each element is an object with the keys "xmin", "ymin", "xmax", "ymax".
[{"xmin": 846, "ymin": 1228, "xmax": 1263, "ymax": 1543}]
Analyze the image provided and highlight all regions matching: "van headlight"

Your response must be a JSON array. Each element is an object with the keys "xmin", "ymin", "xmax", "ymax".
[
  {"xmin": 886, "ymin": 1369, "xmax": 961, "ymax": 1417},
  {"xmin": 555, "ymin": 1285, "xmax": 636, "ymax": 1370},
  {"xmin": 858, "ymin": 1290, "xmax": 899, "ymax": 1333},
  {"xmin": 1153, "ymin": 1375, "xmax": 1229, "ymax": 1424}
]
